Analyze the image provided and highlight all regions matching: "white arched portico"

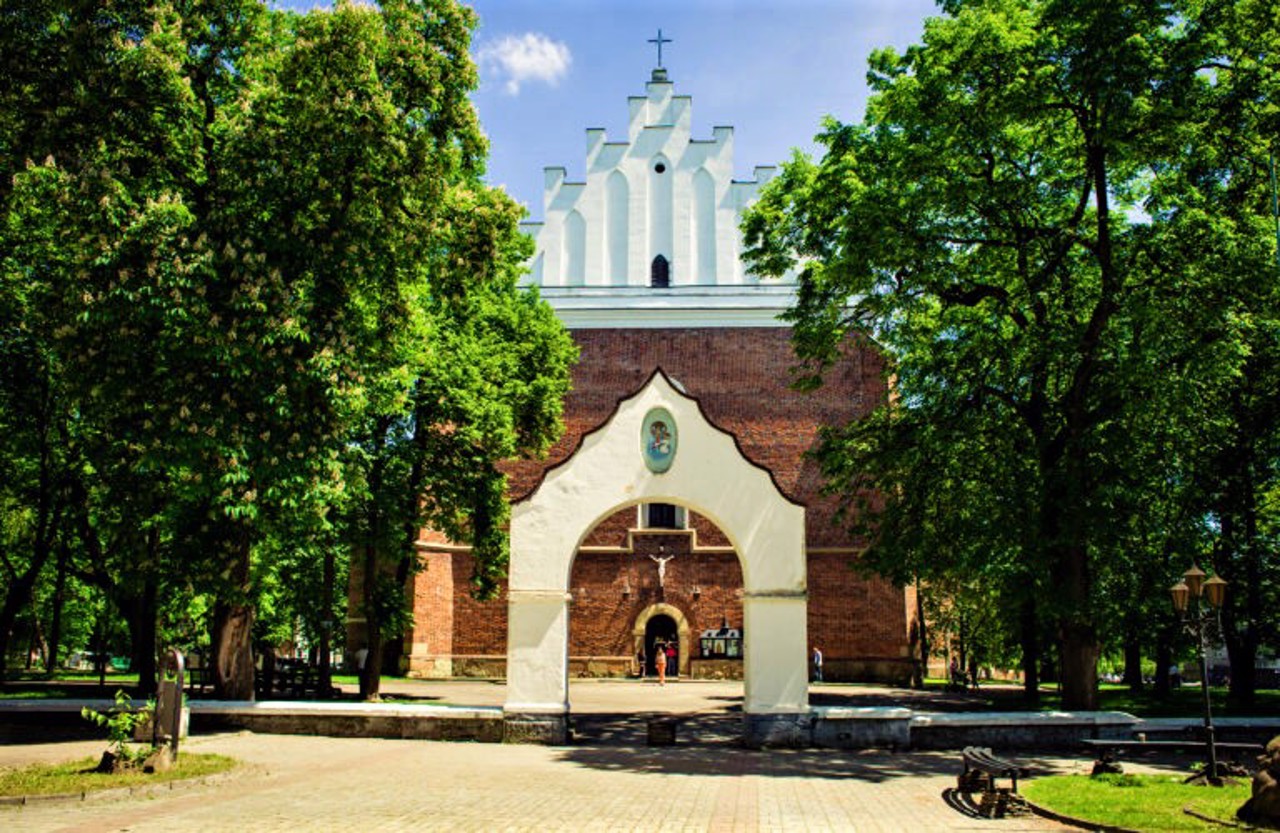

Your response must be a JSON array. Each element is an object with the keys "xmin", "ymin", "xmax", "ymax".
[{"xmin": 504, "ymin": 371, "xmax": 809, "ymax": 746}]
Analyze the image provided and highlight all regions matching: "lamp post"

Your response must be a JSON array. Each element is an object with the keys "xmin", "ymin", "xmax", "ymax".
[{"xmin": 1169, "ymin": 564, "xmax": 1228, "ymax": 785}]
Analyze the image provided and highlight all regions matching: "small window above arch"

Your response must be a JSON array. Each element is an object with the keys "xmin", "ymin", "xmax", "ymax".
[
  {"xmin": 651, "ymin": 254, "xmax": 670, "ymax": 288},
  {"xmin": 642, "ymin": 503, "xmax": 685, "ymax": 529}
]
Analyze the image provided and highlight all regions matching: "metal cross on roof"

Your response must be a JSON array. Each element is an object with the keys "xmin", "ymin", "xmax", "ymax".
[{"xmin": 648, "ymin": 29, "xmax": 672, "ymax": 68}]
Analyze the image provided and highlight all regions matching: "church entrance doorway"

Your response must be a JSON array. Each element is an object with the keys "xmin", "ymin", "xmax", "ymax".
[{"xmin": 645, "ymin": 614, "xmax": 677, "ymax": 677}]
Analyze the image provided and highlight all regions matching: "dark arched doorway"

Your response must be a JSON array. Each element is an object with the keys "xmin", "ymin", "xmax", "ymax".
[{"xmin": 645, "ymin": 614, "xmax": 678, "ymax": 677}]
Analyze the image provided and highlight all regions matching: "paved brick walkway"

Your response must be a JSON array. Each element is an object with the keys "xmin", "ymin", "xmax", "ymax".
[
  {"xmin": 1, "ymin": 730, "xmax": 1087, "ymax": 832},
  {"xmin": 6, "ymin": 681, "xmax": 1225, "ymax": 830}
]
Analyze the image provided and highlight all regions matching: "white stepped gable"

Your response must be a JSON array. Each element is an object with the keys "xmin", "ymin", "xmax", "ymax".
[{"xmin": 518, "ymin": 68, "xmax": 798, "ymax": 329}]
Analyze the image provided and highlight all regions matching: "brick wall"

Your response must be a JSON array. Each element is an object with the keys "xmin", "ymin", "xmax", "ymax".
[
  {"xmin": 390, "ymin": 326, "xmax": 911, "ymax": 682},
  {"xmin": 503, "ymin": 327, "xmax": 886, "ymax": 548},
  {"xmin": 806, "ymin": 552, "xmax": 910, "ymax": 663}
]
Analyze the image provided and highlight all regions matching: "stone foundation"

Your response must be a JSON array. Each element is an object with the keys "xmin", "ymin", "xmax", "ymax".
[
  {"xmin": 742, "ymin": 713, "xmax": 812, "ymax": 749},
  {"xmin": 568, "ymin": 657, "xmax": 631, "ymax": 678},
  {"xmin": 812, "ymin": 707, "xmax": 911, "ymax": 749},
  {"xmin": 190, "ymin": 702, "xmax": 503, "ymax": 741},
  {"xmin": 503, "ymin": 712, "xmax": 569, "ymax": 745},
  {"xmin": 690, "ymin": 659, "xmax": 743, "ymax": 680},
  {"xmin": 407, "ymin": 655, "xmax": 504, "ymax": 679}
]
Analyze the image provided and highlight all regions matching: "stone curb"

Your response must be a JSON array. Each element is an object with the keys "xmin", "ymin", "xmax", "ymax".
[{"xmin": 1023, "ymin": 796, "xmax": 1140, "ymax": 833}]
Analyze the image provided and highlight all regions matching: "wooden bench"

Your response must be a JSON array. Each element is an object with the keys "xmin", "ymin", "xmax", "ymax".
[
  {"xmin": 958, "ymin": 746, "xmax": 1030, "ymax": 818},
  {"xmin": 258, "ymin": 659, "xmax": 337, "ymax": 700},
  {"xmin": 185, "ymin": 666, "xmax": 212, "ymax": 696}
]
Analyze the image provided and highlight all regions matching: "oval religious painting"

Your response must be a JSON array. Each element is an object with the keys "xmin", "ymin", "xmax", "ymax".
[{"xmin": 642, "ymin": 407, "xmax": 677, "ymax": 473}]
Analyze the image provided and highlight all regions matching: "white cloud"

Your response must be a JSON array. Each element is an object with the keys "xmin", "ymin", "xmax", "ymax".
[{"xmin": 479, "ymin": 33, "xmax": 571, "ymax": 95}]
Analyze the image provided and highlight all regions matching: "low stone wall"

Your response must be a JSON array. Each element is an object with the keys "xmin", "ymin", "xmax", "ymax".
[
  {"xmin": 812, "ymin": 707, "xmax": 912, "ymax": 749},
  {"xmin": 908, "ymin": 711, "xmax": 1139, "ymax": 750},
  {"xmin": 0, "ymin": 699, "xmax": 1171, "ymax": 751},
  {"xmin": 191, "ymin": 701, "xmax": 504, "ymax": 742},
  {"xmin": 0, "ymin": 700, "xmax": 115, "ymax": 742}
]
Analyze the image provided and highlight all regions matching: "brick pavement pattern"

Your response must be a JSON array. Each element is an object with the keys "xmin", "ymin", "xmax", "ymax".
[{"xmin": 2, "ymin": 731, "xmax": 1079, "ymax": 832}]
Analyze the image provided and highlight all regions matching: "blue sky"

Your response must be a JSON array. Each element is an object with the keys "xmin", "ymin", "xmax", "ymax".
[{"xmin": 275, "ymin": 1, "xmax": 941, "ymax": 218}]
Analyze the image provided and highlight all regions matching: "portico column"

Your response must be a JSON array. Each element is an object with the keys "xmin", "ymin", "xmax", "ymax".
[
  {"xmin": 742, "ymin": 590, "xmax": 810, "ymax": 747},
  {"xmin": 503, "ymin": 589, "xmax": 571, "ymax": 744}
]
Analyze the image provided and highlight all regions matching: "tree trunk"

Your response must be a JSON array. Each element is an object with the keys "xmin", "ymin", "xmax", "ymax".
[
  {"xmin": 1153, "ymin": 630, "xmax": 1173, "ymax": 699},
  {"xmin": 358, "ymin": 423, "xmax": 390, "ymax": 702},
  {"xmin": 212, "ymin": 600, "xmax": 255, "ymax": 700},
  {"xmin": 26, "ymin": 605, "xmax": 46, "ymax": 670},
  {"xmin": 318, "ymin": 547, "xmax": 334, "ymax": 696},
  {"xmin": 1233, "ymin": 487, "xmax": 1261, "ymax": 708},
  {"xmin": 358, "ymin": 538, "xmax": 384, "ymax": 701},
  {"xmin": 123, "ymin": 577, "xmax": 159, "ymax": 696},
  {"xmin": 1228, "ymin": 649, "xmax": 1256, "ymax": 707},
  {"xmin": 0, "ymin": 557, "xmax": 50, "ymax": 684},
  {"xmin": 1224, "ymin": 587, "xmax": 1258, "ymax": 708},
  {"xmin": 0, "ymin": 491, "xmax": 60, "ymax": 683},
  {"xmin": 913, "ymin": 579, "xmax": 928, "ymax": 689},
  {"xmin": 379, "ymin": 553, "xmax": 416, "ymax": 677},
  {"xmin": 1060, "ymin": 618, "xmax": 1099, "ymax": 710},
  {"xmin": 45, "ymin": 540, "xmax": 69, "ymax": 675},
  {"xmin": 211, "ymin": 538, "xmax": 255, "ymax": 700},
  {"xmin": 1220, "ymin": 501, "xmax": 1259, "ymax": 709},
  {"xmin": 1049, "ymin": 508, "xmax": 1098, "ymax": 708},
  {"xmin": 1122, "ymin": 632, "xmax": 1143, "ymax": 693},
  {"xmin": 1020, "ymin": 597, "xmax": 1039, "ymax": 701}
]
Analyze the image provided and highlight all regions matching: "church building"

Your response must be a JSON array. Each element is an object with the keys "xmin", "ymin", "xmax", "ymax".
[{"xmin": 377, "ymin": 63, "xmax": 913, "ymax": 686}]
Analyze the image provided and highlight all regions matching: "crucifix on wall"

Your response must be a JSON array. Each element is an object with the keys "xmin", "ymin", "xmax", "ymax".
[{"xmin": 649, "ymin": 549, "xmax": 675, "ymax": 588}]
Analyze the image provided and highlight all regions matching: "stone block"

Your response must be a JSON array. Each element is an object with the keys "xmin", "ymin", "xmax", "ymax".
[
  {"xmin": 742, "ymin": 713, "xmax": 811, "ymax": 749},
  {"xmin": 503, "ymin": 713, "xmax": 568, "ymax": 745}
]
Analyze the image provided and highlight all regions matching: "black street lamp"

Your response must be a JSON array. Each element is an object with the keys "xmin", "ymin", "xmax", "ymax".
[{"xmin": 1169, "ymin": 563, "xmax": 1228, "ymax": 785}]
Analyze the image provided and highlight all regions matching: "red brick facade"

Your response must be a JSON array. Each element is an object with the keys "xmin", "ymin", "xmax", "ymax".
[{"xmin": 377, "ymin": 326, "xmax": 913, "ymax": 683}]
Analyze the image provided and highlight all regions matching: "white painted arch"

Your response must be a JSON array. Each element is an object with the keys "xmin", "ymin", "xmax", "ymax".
[{"xmin": 505, "ymin": 370, "xmax": 809, "ymax": 730}]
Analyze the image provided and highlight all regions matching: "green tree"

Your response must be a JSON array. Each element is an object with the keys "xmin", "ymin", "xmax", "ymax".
[
  {"xmin": 0, "ymin": 0, "xmax": 197, "ymax": 684},
  {"xmin": 347, "ymin": 183, "xmax": 575, "ymax": 700},
  {"xmin": 1165, "ymin": 0, "xmax": 1280, "ymax": 706},
  {"xmin": 744, "ymin": 0, "xmax": 1276, "ymax": 709},
  {"xmin": 1, "ymin": 0, "xmax": 574, "ymax": 700}
]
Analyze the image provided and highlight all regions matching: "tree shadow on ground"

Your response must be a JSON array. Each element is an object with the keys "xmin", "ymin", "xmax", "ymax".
[
  {"xmin": 568, "ymin": 710, "xmax": 1069, "ymax": 783},
  {"xmin": 556, "ymin": 731, "xmax": 1071, "ymax": 783}
]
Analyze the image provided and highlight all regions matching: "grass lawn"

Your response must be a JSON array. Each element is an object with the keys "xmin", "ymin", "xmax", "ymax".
[
  {"xmin": 0, "ymin": 752, "xmax": 237, "ymax": 797},
  {"xmin": 1022, "ymin": 773, "xmax": 1251, "ymax": 831}
]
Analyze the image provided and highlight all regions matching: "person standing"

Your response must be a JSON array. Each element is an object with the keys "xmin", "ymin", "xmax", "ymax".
[
  {"xmin": 655, "ymin": 642, "xmax": 667, "ymax": 686},
  {"xmin": 812, "ymin": 646, "xmax": 824, "ymax": 682},
  {"xmin": 665, "ymin": 643, "xmax": 677, "ymax": 680}
]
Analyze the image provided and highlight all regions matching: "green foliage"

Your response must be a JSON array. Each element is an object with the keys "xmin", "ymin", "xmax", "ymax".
[
  {"xmin": 743, "ymin": 0, "xmax": 1280, "ymax": 708},
  {"xmin": 80, "ymin": 690, "xmax": 153, "ymax": 765},
  {"xmin": 0, "ymin": 0, "xmax": 574, "ymax": 699}
]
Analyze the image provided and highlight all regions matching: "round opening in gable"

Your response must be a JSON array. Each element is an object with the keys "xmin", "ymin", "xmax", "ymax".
[{"xmin": 654, "ymin": 162, "xmax": 666, "ymax": 174}]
